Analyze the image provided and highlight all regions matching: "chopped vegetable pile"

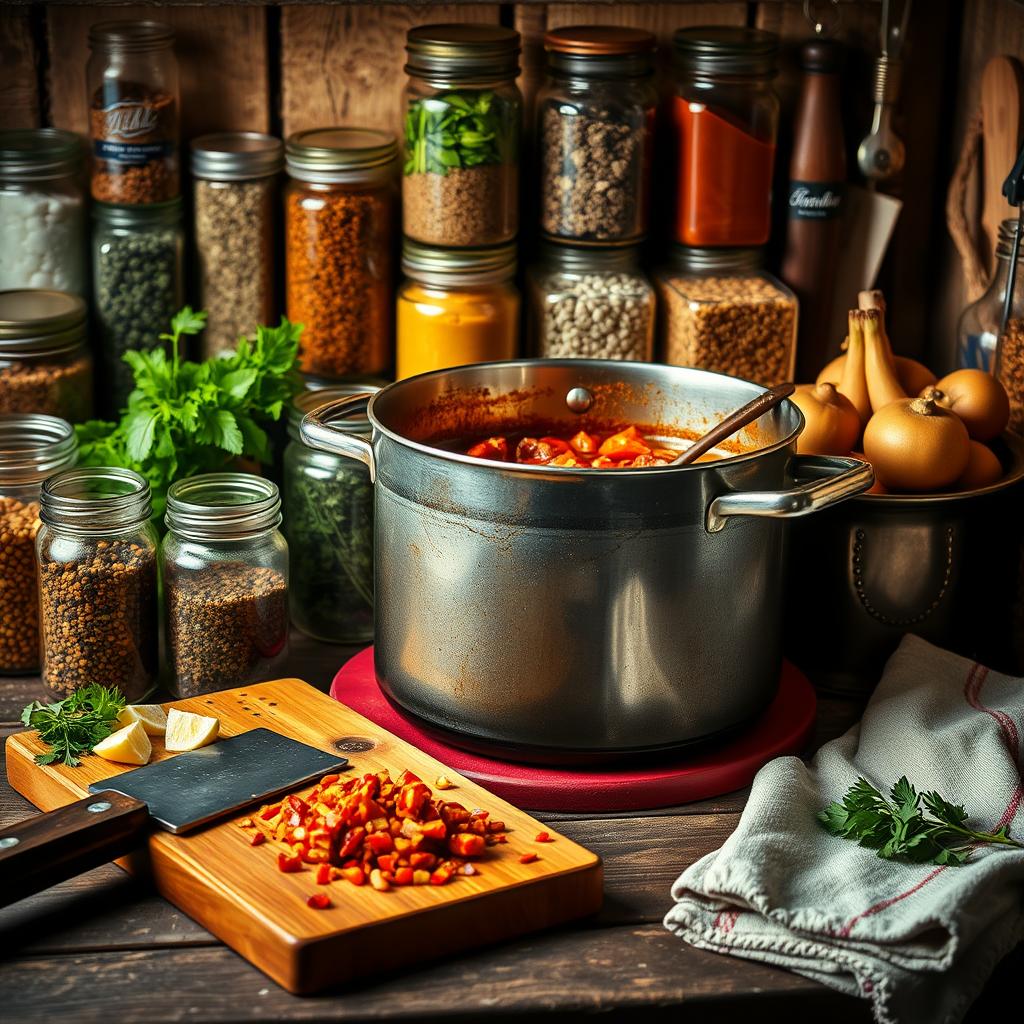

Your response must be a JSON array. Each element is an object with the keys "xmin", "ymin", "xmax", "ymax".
[{"xmin": 243, "ymin": 768, "xmax": 512, "ymax": 894}]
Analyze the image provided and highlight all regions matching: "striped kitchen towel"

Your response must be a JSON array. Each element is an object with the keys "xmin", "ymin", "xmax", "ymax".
[{"xmin": 664, "ymin": 634, "xmax": 1024, "ymax": 1024}]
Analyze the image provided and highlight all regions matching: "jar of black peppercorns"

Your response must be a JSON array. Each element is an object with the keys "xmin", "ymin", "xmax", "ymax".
[
  {"xmin": 162, "ymin": 472, "xmax": 289, "ymax": 697},
  {"xmin": 92, "ymin": 197, "xmax": 184, "ymax": 414},
  {"xmin": 36, "ymin": 466, "xmax": 159, "ymax": 699}
]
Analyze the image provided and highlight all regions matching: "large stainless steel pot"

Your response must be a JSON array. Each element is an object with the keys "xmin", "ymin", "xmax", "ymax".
[{"xmin": 301, "ymin": 360, "xmax": 872, "ymax": 759}]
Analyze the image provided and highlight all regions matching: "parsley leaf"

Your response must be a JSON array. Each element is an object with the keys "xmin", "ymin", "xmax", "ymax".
[{"xmin": 22, "ymin": 685, "xmax": 127, "ymax": 767}]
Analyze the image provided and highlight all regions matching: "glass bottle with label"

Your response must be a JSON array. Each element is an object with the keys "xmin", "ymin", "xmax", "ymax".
[{"xmin": 87, "ymin": 21, "xmax": 180, "ymax": 204}]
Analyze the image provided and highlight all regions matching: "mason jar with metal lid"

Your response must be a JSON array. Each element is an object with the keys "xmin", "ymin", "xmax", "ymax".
[
  {"xmin": 538, "ymin": 27, "xmax": 656, "ymax": 243},
  {"xmin": 0, "ymin": 289, "xmax": 93, "ymax": 422},
  {"xmin": 93, "ymin": 197, "xmax": 184, "ymax": 412},
  {"xmin": 285, "ymin": 127, "xmax": 397, "ymax": 379},
  {"xmin": 402, "ymin": 24, "xmax": 522, "ymax": 247},
  {"xmin": 161, "ymin": 472, "xmax": 289, "ymax": 696},
  {"xmin": 396, "ymin": 239, "xmax": 519, "ymax": 379},
  {"xmin": 192, "ymin": 132, "xmax": 283, "ymax": 358},
  {"xmin": 284, "ymin": 384, "xmax": 378, "ymax": 644},
  {"xmin": 37, "ymin": 466, "xmax": 158, "ymax": 699},
  {"xmin": 654, "ymin": 245, "xmax": 797, "ymax": 385},
  {"xmin": 87, "ymin": 20, "xmax": 179, "ymax": 204},
  {"xmin": 0, "ymin": 414, "xmax": 77, "ymax": 674},
  {"xmin": 672, "ymin": 27, "xmax": 779, "ymax": 247},
  {"xmin": 528, "ymin": 242, "xmax": 654, "ymax": 361},
  {"xmin": 0, "ymin": 129, "xmax": 87, "ymax": 296}
]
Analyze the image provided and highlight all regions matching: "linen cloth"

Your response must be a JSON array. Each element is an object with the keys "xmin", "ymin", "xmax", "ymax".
[{"xmin": 664, "ymin": 634, "xmax": 1024, "ymax": 1024}]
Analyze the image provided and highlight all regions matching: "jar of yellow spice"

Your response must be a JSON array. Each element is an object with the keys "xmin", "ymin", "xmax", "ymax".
[{"xmin": 396, "ymin": 239, "xmax": 519, "ymax": 379}]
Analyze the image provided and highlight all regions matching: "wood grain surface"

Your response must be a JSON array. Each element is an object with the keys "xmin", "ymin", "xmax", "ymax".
[
  {"xmin": 981, "ymin": 55, "xmax": 1024, "ymax": 275},
  {"xmin": 6, "ymin": 678, "xmax": 603, "ymax": 994},
  {"xmin": 0, "ymin": 8, "xmax": 40, "ymax": 129}
]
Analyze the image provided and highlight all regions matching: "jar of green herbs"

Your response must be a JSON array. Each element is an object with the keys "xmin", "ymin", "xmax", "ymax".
[{"xmin": 283, "ymin": 383, "xmax": 377, "ymax": 643}]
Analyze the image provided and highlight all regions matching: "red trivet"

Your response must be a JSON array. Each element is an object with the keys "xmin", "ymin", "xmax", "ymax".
[{"xmin": 330, "ymin": 647, "xmax": 816, "ymax": 813}]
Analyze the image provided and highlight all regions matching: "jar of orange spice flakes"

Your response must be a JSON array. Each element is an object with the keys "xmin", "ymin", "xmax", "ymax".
[{"xmin": 285, "ymin": 128, "xmax": 397, "ymax": 378}]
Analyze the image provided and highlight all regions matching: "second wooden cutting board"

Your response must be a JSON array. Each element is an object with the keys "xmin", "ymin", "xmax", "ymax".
[{"xmin": 5, "ymin": 679, "xmax": 603, "ymax": 994}]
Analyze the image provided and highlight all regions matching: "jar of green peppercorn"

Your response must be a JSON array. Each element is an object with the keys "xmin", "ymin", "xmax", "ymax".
[
  {"xmin": 92, "ymin": 197, "xmax": 184, "ymax": 414},
  {"xmin": 284, "ymin": 383, "xmax": 377, "ymax": 643}
]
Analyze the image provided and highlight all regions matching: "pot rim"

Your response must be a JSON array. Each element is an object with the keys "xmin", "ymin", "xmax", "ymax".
[{"xmin": 365, "ymin": 358, "xmax": 806, "ymax": 477}]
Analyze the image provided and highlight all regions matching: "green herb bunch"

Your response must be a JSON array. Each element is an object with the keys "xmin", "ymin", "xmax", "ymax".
[
  {"xmin": 404, "ymin": 91, "xmax": 511, "ymax": 175},
  {"xmin": 75, "ymin": 309, "xmax": 301, "ymax": 519},
  {"xmin": 22, "ymin": 685, "xmax": 127, "ymax": 766},
  {"xmin": 819, "ymin": 776, "xmax": 1023, "ymax": 866}
]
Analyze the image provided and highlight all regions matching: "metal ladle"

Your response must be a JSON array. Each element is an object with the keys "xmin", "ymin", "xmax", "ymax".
[{"xmin": 670, "ymin": 383, "xmax": 796, "ymax": 466}]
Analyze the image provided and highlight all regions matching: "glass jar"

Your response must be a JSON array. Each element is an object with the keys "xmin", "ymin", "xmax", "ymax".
[
  {"xmin": 402, "ymin": 24, "xmax": 521, "ymax": 247},
  {"xmin": 93, "ymin": 198, "xmax": 184, "ymax": 412},
  {"xmin": 162, "ymin": 473, "xmax": 289, "ymax": 696},
  {"xmin": 397, "ymin": 239, "xmax": 519, "ymax": 379},
  {"xmin": 0, "ymin": 414, "xmax": 77, "ymax": 674},
  {"xmin": 537, "ymin": 27, "xmax": 656, "ymax": 244},
  {"xmin": 672, "ymin": 27, "xmax": 779, "ymax": 247},
  {"xmin": 958, "ymin": 219, "xmax": 1024, "ymax": 372},
  {"xmin": 0, "ymin": 129, "xmax": 87, "ymax": 296},
  {"xmin": 0, "ymin": 289, "xmax": 94, "ymax": 422},
  {"xmin": 654, "ymin": 246, "xmax": 797, "ymax": 385},
  {"xmin": 37, "ymin": 466, "xmax": 158, "ymax": 699},
  {"xmin": 528, "ymin": 242, "xmax": 654, "ymax": 360},
  {"xmin": 87, "ymin": 20, "xmax": 179, "ymax": 204},
  {"xmin": 284, "ymin": 385, "xmax": 376, "ymax": 643},
  {"xmin": 285, "ymin": 128, "xmax": 396, "ymax": 379},
  {"xmin": 192, "ymin": 132, "xmax": 282, "ymax": 358}
]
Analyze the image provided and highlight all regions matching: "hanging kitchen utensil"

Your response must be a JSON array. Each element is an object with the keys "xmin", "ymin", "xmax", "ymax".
[
  {"xmin": 857, "ymin": 0, "xmax": 911, "ymax": 184},
  {"xmin": 670, "ymin": 382, "xmax": 796, "ymax": 466},
  {"xmin": 999, "ymin": 141, "xmax": 1024, "ymax": 335}
]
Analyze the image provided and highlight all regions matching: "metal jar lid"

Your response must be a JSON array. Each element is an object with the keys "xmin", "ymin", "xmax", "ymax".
[
  {"xmin": 541, "ymin": 239, "xmax": 644, "ymax": 273},
  {"xmin": 405, "ymin": 24, "xmax": 520, "ymax": 81},
  {"xmin": 288, "ymin": 382, "xmax": 380, "ymax": 442},
  {"xmin": 545, "ymin": 26, "xmax": 655, "ymax": 78},
  {"xmin": 285, "ymin": 128, "xmax": 398, "ymax": 184},
  {"xmin": 92, "ymin": 196, "xmax": 183, "ymax": 227},
  {"xmin": 402, "ymin": 238, "xmax": 516, "ymax": 286},
  {"xmin": 0, "ymin": 128, "xmax": 82, "ymax": 181},
  {"xmin": 672, "ymin": 26, "xmax": 779, "ymax": 77},
  {"xmin": 0, "ymin": 414, "xmax": 78, "ymax": 485},
  {"xmin": 191, "ymin": 132, "xmax": 284, "ymax": 181},
  {"xmin": 667, "ymin": 244, "xmax": 764, "ymax": 275},
  {"xmin": 88, "ymin": 20, "xmax": 175, "ymax": 52},
  {"xmin": 0, "ymin": 289, "xmax": 88, "ymax": 355}
]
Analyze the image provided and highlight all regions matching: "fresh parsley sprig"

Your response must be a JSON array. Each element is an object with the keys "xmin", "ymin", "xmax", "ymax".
[
  {"xmin": 819, "ymin": 777, "xmax": 1023, "ymax": 866},
  {"xmin": 22, "ymin": 685, "xmax": 127, "ymax": 767},
  {"xmin": 404, "ymin": 91, "xmax": 509, "ymax": 175}
]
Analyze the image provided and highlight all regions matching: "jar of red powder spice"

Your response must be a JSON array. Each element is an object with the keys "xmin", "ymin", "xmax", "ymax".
[
  {"xmin": 671, "ymin": 27, "xmax": 779, "ymax": 248},
  {"xmin": 285, "ymin": 128, "xmax": 397, "ymax": 379}
]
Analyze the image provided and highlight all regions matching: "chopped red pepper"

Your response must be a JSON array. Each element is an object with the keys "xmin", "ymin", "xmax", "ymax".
[
  {"xmin": 519, "ymin": 852, "xmax": 539, "ymax": 864},
  {"xmin": 250, "ymin": 832, "xmax": 267, "ymax": 847},
  {"xmin": 307, "ymin": 893, "xmax": 331, "ymax": 910},
  {"xmin": 466, "ymin": 437, "xmax": 509, "ymax": 462},
  {"xmin": 278, "ymin": 852, "xmax": 303, "ymax": 873},
  {"xmin": 315, "ymin": 863, "xmax": 332, "ymax": 885},
  {"xmin": 535, "ymin": 831, "xmax": 552, "ymax": 843},
  {"xmin": 341, "ymin": 866, "xmax": 365, "ymax": 886}
]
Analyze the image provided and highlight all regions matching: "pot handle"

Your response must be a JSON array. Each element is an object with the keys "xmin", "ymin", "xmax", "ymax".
[
  {"xmin": 706, "ymin": 455, "xmax": 873, "ymax": 533},
  {"xmin": 299, "ymin": 393, "xmax": 377, "ymax": 482}
]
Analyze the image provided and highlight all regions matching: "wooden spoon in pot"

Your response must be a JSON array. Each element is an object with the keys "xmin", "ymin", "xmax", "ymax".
[{"xmin": 669, "ymin": 383, "xmax": 796, "ymax": 466}]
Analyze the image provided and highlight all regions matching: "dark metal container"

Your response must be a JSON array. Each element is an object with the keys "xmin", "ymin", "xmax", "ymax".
[{"xmin": 301, "ymin": 360, "xmax": 872, "ymax": 760}]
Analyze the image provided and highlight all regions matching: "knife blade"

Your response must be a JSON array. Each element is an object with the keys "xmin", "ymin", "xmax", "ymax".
[{"xmin": 0, "ymin": 728, "xmax": 347, "ymax": 907}]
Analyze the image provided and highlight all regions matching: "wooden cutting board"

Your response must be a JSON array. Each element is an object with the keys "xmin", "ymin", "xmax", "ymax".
[{"xmin": 5, "ymin": 679, "xmax": 603, "ymax": 994}]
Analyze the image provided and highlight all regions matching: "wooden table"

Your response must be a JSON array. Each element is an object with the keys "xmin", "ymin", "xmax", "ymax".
[{"xmin": 1, "ymin": 634, "xmax": 1018, "ymax": 1023}]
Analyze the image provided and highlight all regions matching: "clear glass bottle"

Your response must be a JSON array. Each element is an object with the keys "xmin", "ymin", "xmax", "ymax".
[
  {"xmin": 192, "ymin": 132, "xmax": 283, "ymax": 358},
  {"xmin": 958, "ymin": 219, "xmax": 1024, "ymax": 372},
  {"xmin": 37, "ymin": 466, "xmax": 159, "ymax": 699},
  {"xmin": 402, "ymin": 24, "xmax": 521, "ymax": 247},
  {"xmin": 284, "ymin": 384, "xmax": 378, "ymax": 644},
  {"xmin": 285, "ymin": 128, "xmax": 397, "ymax": 379},
  {"xmin": 0, "ymin": 129, "xmax": 87, "ymax": 296},
  {"xmin": 87, "ymin": 20, "xmax": 179, "ymax": 204},
  {"xmin": 0, "ymin": 414, "xmax": 77, "ymax": 674},
  {"xmin": 537, "ymin": 27, "xmax": 656, "ymax": 243},
  {"xmin": 654, "ymin": 245, "xmax": 797, "ymax": 385},
  {"xmin": 0, "ymin": 289, "xmax": 94, "ymax": 422},
  {"xmin": 671, "ymin": 27, "xmax": 780, "ymax": 247},
  {"xmin": 162, "ymin": 473, "xmax": 289, "ymax": 696},
  {"xmin": 92, "ymin": 198, "xmax": 184, "ymax": 413},
  {"xmin": 396, "ymin": 239, "xmax": 519, "ymax": 379},
  {"xmin": 528, "ymin": 242, "xmax": 654, "ymax": 360}
]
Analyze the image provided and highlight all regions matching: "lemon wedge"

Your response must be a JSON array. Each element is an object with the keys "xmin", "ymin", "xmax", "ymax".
[
  {"xmin": 165, "ymin": 708, "xmax": 220, "ymax": 752},
  {"xmin": 117, "ymin": 704, "xmax": 168, "ymax": 736},
  {"xmin": 93, "ymin": 720, "xmax": 152, "ymax": 766}
]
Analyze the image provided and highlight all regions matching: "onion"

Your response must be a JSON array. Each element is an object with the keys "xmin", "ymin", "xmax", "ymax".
[
  {"xmin": 923, "ymin": 370, "xmax": 1010, "ymax": 442},
  {"xmin": 955, "ymin": 441, "xmax": 1003, "ymax": 490},
  {"xmin": 791, "ymin": 383, "xmax": 861, "ymax": 456}
]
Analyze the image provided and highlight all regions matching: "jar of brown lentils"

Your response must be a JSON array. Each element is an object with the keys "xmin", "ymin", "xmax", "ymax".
[
  {"xmin": 0, "ymin": 414, "xmax": 77, "ymax": 675},
  {"xmin": 654, "ymin": 246, "xmax": 797, "ymax": 385},
  {"xmin": 285, "ymin": 128, "xmax": 397, "ymax": 379},
  {"xmin": 36, "ymin": 466, "xmax": 158, "ymax": 699}
]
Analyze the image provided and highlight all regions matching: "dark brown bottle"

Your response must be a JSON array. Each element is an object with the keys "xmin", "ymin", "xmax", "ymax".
[{"xmin": 782, "ymin": 39, "xmax": 846, "ymax": 382}]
